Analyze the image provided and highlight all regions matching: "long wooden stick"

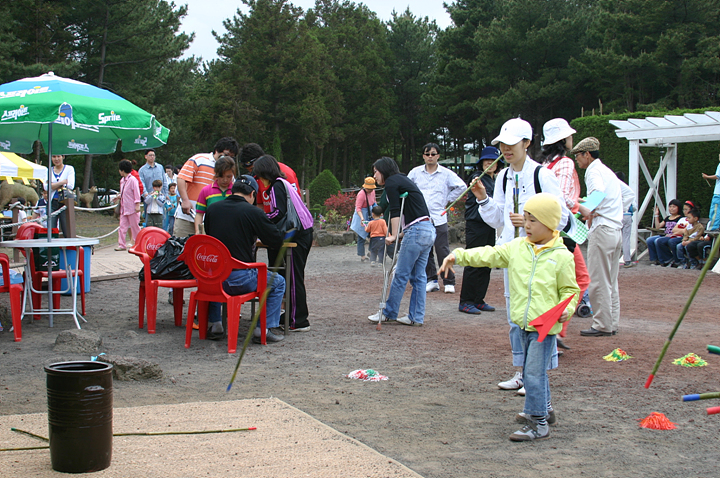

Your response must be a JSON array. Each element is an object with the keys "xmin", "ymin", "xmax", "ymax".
[
  {"xmin": 645, "ymin": 236, "xmax": 720, "ymax": 388},
  {"xmin": 227, "ymin": 230, "xmax": 296, "ymax": 391},
  {"xmin": 114, "ymin": 427, "xmax": 256, "ymax": 436},
  {"xmin": 441, "ymin": 155, "xmax": 503, "ymax": 216}
]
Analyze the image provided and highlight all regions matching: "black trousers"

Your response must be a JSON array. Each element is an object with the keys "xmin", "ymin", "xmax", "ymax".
[
  {"xmin": 50, "ymin": 199, "xmax": 68, "ymax": 237},
  {"xmin": 459, "ymin": 222, "xmax": 495, "ymax": 305},
  {"xmin": 268, "ymin": 227, "xmax": 313, "ymax": 328},
  {"xmin": 426, "ymin": 223, "xmax": 454, "ymax": 285}
]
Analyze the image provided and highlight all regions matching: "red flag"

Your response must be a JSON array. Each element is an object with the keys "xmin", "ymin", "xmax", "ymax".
[{"xmin": 529, "ymin": 294, "xmax": 576, "ymax": 342}]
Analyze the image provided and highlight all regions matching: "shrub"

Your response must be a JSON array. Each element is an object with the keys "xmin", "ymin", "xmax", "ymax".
[
  {"xmin": 308, "ymin": 169, "xmax": 341, "ymax": 210},
  {"xmin": 324, "ymin": 191, "xmax": 356, "ymax": 217}
]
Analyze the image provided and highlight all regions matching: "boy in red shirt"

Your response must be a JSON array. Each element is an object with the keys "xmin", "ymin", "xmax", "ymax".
[{"xmin": 365, "ymin": 206, "xmax": 388, "ymax": 265}]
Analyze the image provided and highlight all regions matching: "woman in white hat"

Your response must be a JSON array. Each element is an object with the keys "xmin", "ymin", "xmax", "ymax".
[
  {"xmin": 539, "ymin": 118, "xmax": 591, "ymax": 345},
  {"xmin": 468, "ymin": 117, "xmax": 569, "ymax": 395}
]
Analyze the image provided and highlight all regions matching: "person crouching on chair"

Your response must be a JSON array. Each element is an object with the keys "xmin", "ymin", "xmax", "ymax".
[{"xmin": 203, "ymin": 175, "xmax": 286, "ymax": 343}]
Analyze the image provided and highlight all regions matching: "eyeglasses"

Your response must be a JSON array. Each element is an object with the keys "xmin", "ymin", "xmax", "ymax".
[{"xmin": 424, "ymin": 153, "xmax": 439, "ymax": 157}]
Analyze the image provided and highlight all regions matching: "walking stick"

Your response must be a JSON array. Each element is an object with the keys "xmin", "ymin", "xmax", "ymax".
[
  {"xmin": 441, "ymin": 155, "xmax": 503, "ymax": 216},
  {"xmin": 377, "ymin": 192, "xmax": 407, "ymax": 331},
  {"xmin": 645, "ymin": 236, "xmax": 720, "ymax": 388},
  {"xmin": 227, "ymin": 229, "xmax": 296, "ymax": 391}
]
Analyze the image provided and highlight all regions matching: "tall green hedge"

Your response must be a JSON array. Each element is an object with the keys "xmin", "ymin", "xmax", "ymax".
[
  {"xmin": 570, "ymin": 108, "xmax": 720, "ymax": 225},
  {"xmin": 308, "ymin": 169, "xmax": 342, "ymax": 210}
]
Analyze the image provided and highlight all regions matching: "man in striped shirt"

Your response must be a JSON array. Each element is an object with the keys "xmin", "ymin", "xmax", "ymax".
[{"xmin": 174, "ymin": 137, "xmax": 240, "ymax": 238}]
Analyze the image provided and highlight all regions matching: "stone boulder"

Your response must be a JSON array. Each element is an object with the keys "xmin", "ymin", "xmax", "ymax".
[
  {"xmin": 53, "ymin": 329, "xmax": 102, "ymax": 354},
  {"xmin": 315, "ymin": 231, "xmax": 334, "ymax": 247},
  {"xmin": 98, "ymin": 355, "xmax": 163, "ymax": 381}
]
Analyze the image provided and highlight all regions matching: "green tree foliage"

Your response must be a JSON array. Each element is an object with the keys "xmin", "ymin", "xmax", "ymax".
[
  {"xmin": 572, "ymin": 0, "xmax": 720, "ymax": 112},
  {"xmin": 386, "ymin": 9, "xmax": 439, "ymax": 170},
  {"xmin": 308, "ymin": 169, "xmax": 342, "ymax": 209}
]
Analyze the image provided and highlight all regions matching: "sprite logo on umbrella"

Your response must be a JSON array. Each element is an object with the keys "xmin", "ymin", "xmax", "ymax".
[{"xmin": 0, "ymin": 72, "xmax": 169, "ymax": 155}]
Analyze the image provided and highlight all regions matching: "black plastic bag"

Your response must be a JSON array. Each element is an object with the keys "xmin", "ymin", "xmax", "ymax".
[{"xmin": 138, "ymin": 235, "xmax": 194, "ymax": 281}]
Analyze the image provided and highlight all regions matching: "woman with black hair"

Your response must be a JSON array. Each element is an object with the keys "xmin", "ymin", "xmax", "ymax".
[
  {"xmin": 253, "ymin": 155, "xmax": 313, "ymax": 331},
  {"xmin": 367, "ymin": 157, "xmax": 435, "ymax": 326},
  {"xmin": 539, "ymin": 118, "xmax": 591, "ymax": 343}
]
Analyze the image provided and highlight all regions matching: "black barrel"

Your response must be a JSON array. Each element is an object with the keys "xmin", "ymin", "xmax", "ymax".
[{"xmin": 45, "ymin": 361, "xmax": 113, "ymax": 473}]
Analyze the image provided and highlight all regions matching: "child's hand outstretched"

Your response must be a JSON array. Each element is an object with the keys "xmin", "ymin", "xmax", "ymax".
[
  {"xmin": 438, "ymin": 253, "xmax": 456, "ymax": 278},
  {"xmin": 558, "ymin": 310, "xmax": 570, "ymax": 323}
]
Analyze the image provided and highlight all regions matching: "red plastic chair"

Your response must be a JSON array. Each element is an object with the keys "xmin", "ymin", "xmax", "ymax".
[
  {"xmin": 16, "ymin": 223, "xmax": 86, "ymax": 318},
  {"xmin": 0, "ymin": 253, "xmax": 23, "ymax": 342},
  {"xmin": 178, "ymin": 235, "xmax": 268, "ymax": 353},
  {"xmin": 128, "ymin": 227, "xmax": 197, "ymax": 333}
]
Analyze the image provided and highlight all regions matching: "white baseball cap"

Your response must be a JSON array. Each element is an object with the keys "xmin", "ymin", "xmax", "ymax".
[
  {"xmin": 491, "ymin": 118, "xmax": 533, "ymax": 146},
  {"xmin": 542, "ymin": 118, "xmax": 576, "ymax": 146}
]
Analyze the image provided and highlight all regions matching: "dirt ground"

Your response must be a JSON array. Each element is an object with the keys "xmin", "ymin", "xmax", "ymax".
[{"xmin": 1, "ymin": 230, "xmax": 720, "ymax": 477}]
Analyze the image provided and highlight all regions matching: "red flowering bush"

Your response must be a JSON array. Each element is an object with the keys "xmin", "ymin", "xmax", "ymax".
[{"xmin": 324, "ymin": 192, "xmax": 356, "ymax": 218}]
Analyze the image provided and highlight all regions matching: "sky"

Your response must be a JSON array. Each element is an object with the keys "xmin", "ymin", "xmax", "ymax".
[{"xmin": 180, "ymin": 0, "xmax": 453, "ymax": 62}]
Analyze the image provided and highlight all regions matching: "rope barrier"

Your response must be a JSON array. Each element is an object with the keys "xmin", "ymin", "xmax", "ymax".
[
  {"xmin": 74, "ymin": 204, "xmax": 117, "ymax": 212},
  {"xmin": 77, "ymin": 226, "xmax": 120, "ymax": 240}
]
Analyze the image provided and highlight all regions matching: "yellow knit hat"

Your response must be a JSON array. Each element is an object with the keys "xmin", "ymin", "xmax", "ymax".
[{"xmin": 524, "ymin": 193, "xmax": 561, "ymax": 230}]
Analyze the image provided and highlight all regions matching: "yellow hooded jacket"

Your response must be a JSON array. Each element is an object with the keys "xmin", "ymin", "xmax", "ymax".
[{"xmin": 453, "ymin": 232, "xmax": 580, "ymax": 334}]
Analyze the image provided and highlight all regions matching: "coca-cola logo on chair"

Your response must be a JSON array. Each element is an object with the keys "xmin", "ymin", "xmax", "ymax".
[
  {"xmin": 194, "ymin": 244, "xmax": 221, "ymax": 275},
  {"xmin": 146, "ymin": 241, "xmax": 161, "ymax": 252}
]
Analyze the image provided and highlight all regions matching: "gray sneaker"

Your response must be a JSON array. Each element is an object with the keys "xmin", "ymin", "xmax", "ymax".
[
  {"xmin": 509, "ymin": 422, "xmax": 550, "ymax": 441},
  {"xmin": 252, "ymin": 328, "xmax": 285, "ymax": 344},
  {"xmin": 516, "ymin": 410, "xmax": 557, "ymax": 426}
]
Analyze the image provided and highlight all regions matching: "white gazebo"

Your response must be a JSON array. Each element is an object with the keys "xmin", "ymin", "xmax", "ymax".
[{"xmin": 611, "ymin": 111, "xmax": 720, "ymax": 256}]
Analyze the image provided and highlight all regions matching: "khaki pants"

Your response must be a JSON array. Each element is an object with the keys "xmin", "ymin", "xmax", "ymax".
[
  {"xmin": 587, "ymin": 225, "xmax": 622, "ymax": 333},
  {"xmin": 173, "ymin": 218, "xmax": 195, "ymax": 238}
]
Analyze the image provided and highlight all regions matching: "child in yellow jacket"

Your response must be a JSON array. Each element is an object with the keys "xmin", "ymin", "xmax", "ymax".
[{"xmin": 440, "ymin": 193, "xmax": 579, "ymax": 441}]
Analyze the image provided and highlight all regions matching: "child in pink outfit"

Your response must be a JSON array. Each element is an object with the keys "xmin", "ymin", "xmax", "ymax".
[{"xmin": 115, "ymin": 159, "xmax": 141, "ymax": 251}]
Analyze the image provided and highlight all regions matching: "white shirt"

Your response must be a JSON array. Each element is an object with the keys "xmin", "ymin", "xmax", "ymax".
[
  {"xmin": 478, "ymin": 157, "xmax": 570, "ymax": 245},
  {"xmin": 618, "ymin": 179, "xmax": 636, "ymax": 215},
  {"xmin": 45, "ymin": 165, "xmax": 75, "ymax": 201},
  {"xmin": 407, "ymin": 164, "xmax": 466, "ymax": 226},
  {"xmin": 584, "ymin": 159, "xmax": 623, "ymax": 231}
]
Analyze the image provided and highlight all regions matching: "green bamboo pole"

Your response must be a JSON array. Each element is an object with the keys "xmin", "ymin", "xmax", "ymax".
[
  {"xmin": 114, "ymin": 427, "xmax": 256, "ymax": 436},
  {"xmin": 11, "ymin": 427, "xmax": 48, "ymax": 442},
  {"xmin": 0, "ymin": 445, "xmax": 49, "ymax": 452},
  {"xmin": 513, "ymin": 174, "xmax": 520, "ymax": 238},
  {"xmin": 441, "ymin": 155, "xmax": 503, "ymax": 216},
  {"xmin": 645, "ymin": 236, "xmax": 720, "ymax": 388},
  {"xmin": 227, "ymin": 230, "xmax": 296, "ymax": 391}
]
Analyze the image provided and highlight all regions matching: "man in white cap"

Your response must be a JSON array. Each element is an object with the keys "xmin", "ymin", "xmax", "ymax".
[
  {"xmin": 469, "ymin": 118, "xmax": 569, "ymax": 394},
  {"xmin": 571, "ymin": 137, "xmax": 623, "ymax": 337},
  {"xmin": 408, "ymin": 142, "xmax": 467, "ymax": 294}
]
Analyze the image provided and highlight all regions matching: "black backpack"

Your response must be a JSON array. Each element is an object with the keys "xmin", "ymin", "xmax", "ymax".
[{"xmin": 502, "ymin": 165, "xmax": 543, "ymax": 195}]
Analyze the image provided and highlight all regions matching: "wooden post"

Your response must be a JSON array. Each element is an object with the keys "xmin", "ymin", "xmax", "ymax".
[{"xmin": 66, "ymin": 197, "xmax": 76, "ymax": 238}]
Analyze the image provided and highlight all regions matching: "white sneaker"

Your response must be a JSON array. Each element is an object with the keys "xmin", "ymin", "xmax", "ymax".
[
  {"xmin": 498, "ymin": 371, "xmax": 524, "ymax": 390},
  {"xmin": 396, "ymin": 315, "xmax": 411, "ymax": 325},
  {"xmin": 368, "ymin": 311, "xmax": 391, "ymax": 323},
  {"xmin": 444, "ymin": 284, "xmax": 455, "ymax": 294},
  {"xmin": 426, "ymin": 280, "xmax": 440, "ymax": 292},
  {"xmin": 516, "ymin": 386, "xmax": 526, "ymax": 396}
]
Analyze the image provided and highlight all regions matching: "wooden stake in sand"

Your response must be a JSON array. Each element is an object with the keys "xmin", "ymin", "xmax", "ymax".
[{"xmin": 645, "ymin": 237, "xmax": 720, "ymax": 388}]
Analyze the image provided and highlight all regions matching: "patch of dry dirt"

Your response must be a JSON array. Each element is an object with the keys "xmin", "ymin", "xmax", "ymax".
[{"xmin": 1, "ymin": 242, "xmax": 719, "ymax": 477}]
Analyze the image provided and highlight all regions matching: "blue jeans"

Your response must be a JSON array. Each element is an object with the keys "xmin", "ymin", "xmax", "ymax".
[
  {"xmin": 504, "ymin": 270, "xmax": 559, "ymax": 369},
  {"xmin": 520, "ymin": 329, "xmax": 556, "ymax": 417},
  {"xmin": 208, "ymin": 269, "xmax": 285, "ymax": 330},
  {"xmin": 656, "ymin": 236, "xmax": 681, "ymax": 264},
  {"xmin": 675, "ymin": 242, "xmax": 689, "ymax": 264},
  {"xmin": 646, "ymin": 235, "xmax": 663, "ymax": 261},
  {"xmin": 356, "ymin": 209, "xmax": 371, "ymax": 256},
  {"xmin": 382, "ymin": 221, "xmax": 435, "ymax": 324},
  {"xmin": 710, "ymin": 194, "xmax": 720, "ymax": 230}
]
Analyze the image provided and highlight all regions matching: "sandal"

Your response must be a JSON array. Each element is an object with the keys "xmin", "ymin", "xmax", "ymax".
[{"xmin": 360, "ymin": 256, "xmax": 369, "ymax": 262}]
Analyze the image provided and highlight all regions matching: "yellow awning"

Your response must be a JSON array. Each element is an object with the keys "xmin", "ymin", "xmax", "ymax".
[{"xmin": 0, "ymin": 152, "xmax": 48, "ymax": 182}]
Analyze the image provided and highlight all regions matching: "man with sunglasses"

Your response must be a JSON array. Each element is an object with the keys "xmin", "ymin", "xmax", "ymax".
[
  {"xmin": 238, "ymin": 143, "xmax": 300, "ymax": 214},
  {"xmin": 408, "ymin": 143, "xmax": 467, "ymax": 294}
]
